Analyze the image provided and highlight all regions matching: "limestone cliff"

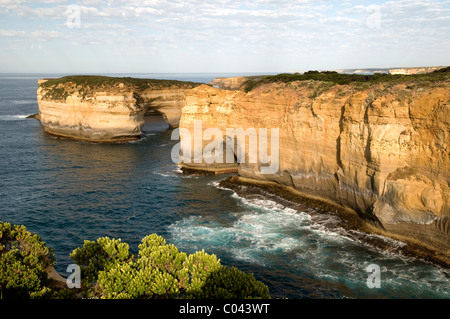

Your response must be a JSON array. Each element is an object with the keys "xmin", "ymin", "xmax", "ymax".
[
  {"xmin": 209, "ymin": 75, "xmax": 266, "ymax": 90},
  {"xmin": 35, "ymin": 73, "xmax": 450, "ymax": 260},
  {"xmin": 37, "ymin": 76, "xmax": 200, "ymax": 142},
  {"xmin": 179, "ymin": 76, "xmax": 450, "ymax": 258},
  {"xmin": 389, "ymin": 66, "xmax": 446, "ymax": 75}
]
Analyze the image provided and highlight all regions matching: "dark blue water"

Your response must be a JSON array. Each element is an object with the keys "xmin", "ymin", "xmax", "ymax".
[{"xmin": 0, "ymin": 74, "xmax": 449, "ymax": 299}]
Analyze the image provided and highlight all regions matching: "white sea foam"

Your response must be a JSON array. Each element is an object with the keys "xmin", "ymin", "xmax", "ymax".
[
  {"xmin": 152, "ymin": 166, "xmax": 200, "ymax": 179},
  {"xmin": 153, "ymin": 172, "xmax": 174, "ymax": 178},
  {"xmin": 169, "ymin": 186, "xmax": 450, "ymax": 297},
  {"xmin": 347, "ymin": 229, "xmax": 407, "ymax": 249},
  {"xmin": 12, "ymin": 100, "xmax": 35, "ymax": 105},
  {"xmin": 169, "ymin": 191, "xmax": 318, "ymax": 266},
  {"xmin": 208, "ymin": 181, "xmax": 220, "ymax": 187},
  {"xmin": 208, "ymin": 180, "xmax": 234, "ymax": 192},
  {"xmin": 174, "ymin": 165, "xmax": 183, "ymax": 174},
  {"xmin": 0, "ymin": 114, "xmax": 29, "ymax": 121},
  {"xmin": 169, "ymin": 209, "xmax": 308, "ymax": 266}
]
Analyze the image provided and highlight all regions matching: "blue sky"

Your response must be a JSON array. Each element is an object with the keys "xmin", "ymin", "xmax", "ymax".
[{"xmin": 0, "ymin": 0, "xmax": 449, "ymax": 73}]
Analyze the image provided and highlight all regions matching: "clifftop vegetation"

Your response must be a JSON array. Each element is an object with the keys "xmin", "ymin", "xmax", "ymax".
[
  {"xmin": 39, "ymin": 75, "xmax": 202, "ymax": 101},
  {"xmin": 40, "ymin": 75, "xmax": 202, "ymax": 90},
  {"xmin": 242, "ymin": 68, "xmax": 450, "ymax": 92}
]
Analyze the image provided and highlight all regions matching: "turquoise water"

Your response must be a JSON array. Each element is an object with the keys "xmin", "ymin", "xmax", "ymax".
[{"xmin": 0, "ymin": 74, "xmax": 449, "ymax": 299}]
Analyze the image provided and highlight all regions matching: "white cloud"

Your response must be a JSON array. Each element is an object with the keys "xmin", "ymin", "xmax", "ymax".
[
  {"xmin": 1, "ymin": 0, "xmax": 449, "ymax": 72},
  {"xmin": 0, "ymin": 29, "xmax": 63, "ymax": 40},
  {"xmin": 31, "ymin": 30, "xmax": 63, "ymax": 39},
  {"xmin": 13, "ymin": 4, "xmax": 66, "ymax": 18},
  {"xmin": 0, "ymin": 29, "xmax": 26, "ymax": 37}
]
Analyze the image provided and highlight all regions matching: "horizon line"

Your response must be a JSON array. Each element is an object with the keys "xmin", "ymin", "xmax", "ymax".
[{"xmin": 0, "ymin": 65, "xmax": 447, "ymax": 76}]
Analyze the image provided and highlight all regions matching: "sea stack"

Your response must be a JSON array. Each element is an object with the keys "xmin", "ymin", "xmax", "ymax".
[{"xmin": 36, "ymin": 75, "xmax": 201, "ymax": 142}]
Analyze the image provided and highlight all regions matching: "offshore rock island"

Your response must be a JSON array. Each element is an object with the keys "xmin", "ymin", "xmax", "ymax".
[
  {"xmin": 36, "ymin": 76, "xmax": 201, "ymax": 142},
  {"xmin": 35, "ymin": 70, "xmax": 450, "ymax": 266}
]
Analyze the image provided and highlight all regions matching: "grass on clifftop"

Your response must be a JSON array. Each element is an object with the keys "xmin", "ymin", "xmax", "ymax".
[
  {"xmin": 40, "ymin": 75, "xmax": 202, "ymax": 90},
  {"xmin": 243, "ymin": 67, "xmax": 450, "ymax": 92},
  {"xmin": 39, "ymin": 75, "xmax": 203, "ymax": 101}
]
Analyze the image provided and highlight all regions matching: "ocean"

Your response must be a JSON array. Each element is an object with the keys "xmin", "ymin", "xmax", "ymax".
[{"xmin": 0, "ymin": 73, "xmax": 449, "ymax": 299}]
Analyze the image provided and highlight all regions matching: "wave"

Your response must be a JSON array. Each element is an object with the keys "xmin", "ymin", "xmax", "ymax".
[
  {"xmin": 152, "ymin": 165, "xmax": 200, "ymax": 179},
  {"xmin": 168, "ymin": 208, "xmax": 309, "ymax": 266},
  {"xmin": 209, "ymin": 181, "xmax": 415, "ymax": 257},
  {"xmin": 12, "ymin": 100, "xmax": 35, "ymax": 105},
  {"xmin": 168, "ymin": 178, "xmax": 450, "ymax": 298},
  {"xmin": 0, "ymin": 114, "xmax": 30, "ymax": 121},
  {"xmin": 215, "ymin": 182, "xmax": 351, "ymax": 243},
  {"xmin": 174, "ymin": 165, "xmax": 183, "ymax": 174},
  {"xmin": 207, "ymin": 180, "xmax": 237, "ymax": 191},
  {"xmin": 168, "ymin": 188, "xmax": 354, "ymax": 267}
]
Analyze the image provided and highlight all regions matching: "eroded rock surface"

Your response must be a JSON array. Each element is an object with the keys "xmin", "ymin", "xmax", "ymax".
[{"xmin": 179, "ymin": 79, "xmax": 450, "ymax": 256}]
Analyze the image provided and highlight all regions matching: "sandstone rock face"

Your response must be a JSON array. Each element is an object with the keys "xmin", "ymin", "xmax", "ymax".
[
  {"xmin": 209, "ymin": 76, "xmax": 250, "ymax": 90},
  {"xmin": 388, "ymin": 66, "xmax": 445, "ymax": 75},
  {"xmin": 37, "ymin": 77, "xmax": 199, "ymax": 142},
  {"xmin": 209, "ymin": 75, "xmax": 266, "ymax": 90},
  {"xmin": 36, "ymin": 74, "xmax": 449, "ymax": 255},
  {"xmin": 179, "ymin": 80, "xmax": 450, "ymax": 251}
]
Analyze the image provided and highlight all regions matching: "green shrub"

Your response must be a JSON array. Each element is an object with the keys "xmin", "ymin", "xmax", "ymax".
[
  {"xmin": 182, "ymin": 250, "xmax": 223, "ymax": 298},
  {"xmin": 201, "ymin": 266, "xmax": 270, "ymax": 299},
  {"xmin": 433, "ymin": 66, "xmax": 450, "ymax": 73},
  {"xmin": 242, "ymin": 69, "xmax": 450, "ymax": 92},
  {"xmin": 0, "ymin": 222, "xmax": 55, "ymax": 298},
  {"xmin": 70, "ymin": 237, "xmax": 133, "ymax": 284},
  {"xmin": 72, "ymin": 234, "xmax": 270, "ymax": 299},
  {"xmin": 0, "ymin": 222, "xmax": 271, "ymax": 299}
]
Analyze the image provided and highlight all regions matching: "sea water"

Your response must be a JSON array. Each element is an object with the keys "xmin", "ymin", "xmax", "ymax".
[{"xmin": 0, "ymin": 73, "xmax": 449, "ymax": 299}]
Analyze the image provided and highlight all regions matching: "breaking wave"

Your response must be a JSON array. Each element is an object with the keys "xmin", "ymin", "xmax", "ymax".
[{"xmin": 168, "ymin": 181, "xmax": 450, "ymax": 298}]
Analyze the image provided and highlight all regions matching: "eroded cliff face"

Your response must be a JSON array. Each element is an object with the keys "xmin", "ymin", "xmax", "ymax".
[
  {"xmin": 37, "ymin": 77, "xmax": 199, "ymax": 142},
  {"xmin": 388, "ymin": 66, "xmax": 446, "ymax": 75},
  {"xmin": 179, "ymin": 80, "xmax": 450, "ymax": 254},
  {"xmin": 35, "ymin": 74, "xmax": 449, "ymax": 257},
  {"xmin": 208, "ymin": 75, "xmax": 266, "ymax": 90}
]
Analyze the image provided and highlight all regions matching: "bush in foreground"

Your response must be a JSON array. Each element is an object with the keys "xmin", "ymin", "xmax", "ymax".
[
  {"xmin": 0, "ymin": 221, "xmax": 270, "ymax": 299},
  {"xmin": 71, "ymin": 234, "xmax": 270, "ymax": 299},
  {"xmin": 0, "ymin": 222, "xmax": 55, "ymax": 298}
]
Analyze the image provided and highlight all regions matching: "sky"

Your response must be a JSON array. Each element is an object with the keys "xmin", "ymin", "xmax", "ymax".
[{"xmin": 0, "ymin": 0, "xmax": 449, "ymax": 73}]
